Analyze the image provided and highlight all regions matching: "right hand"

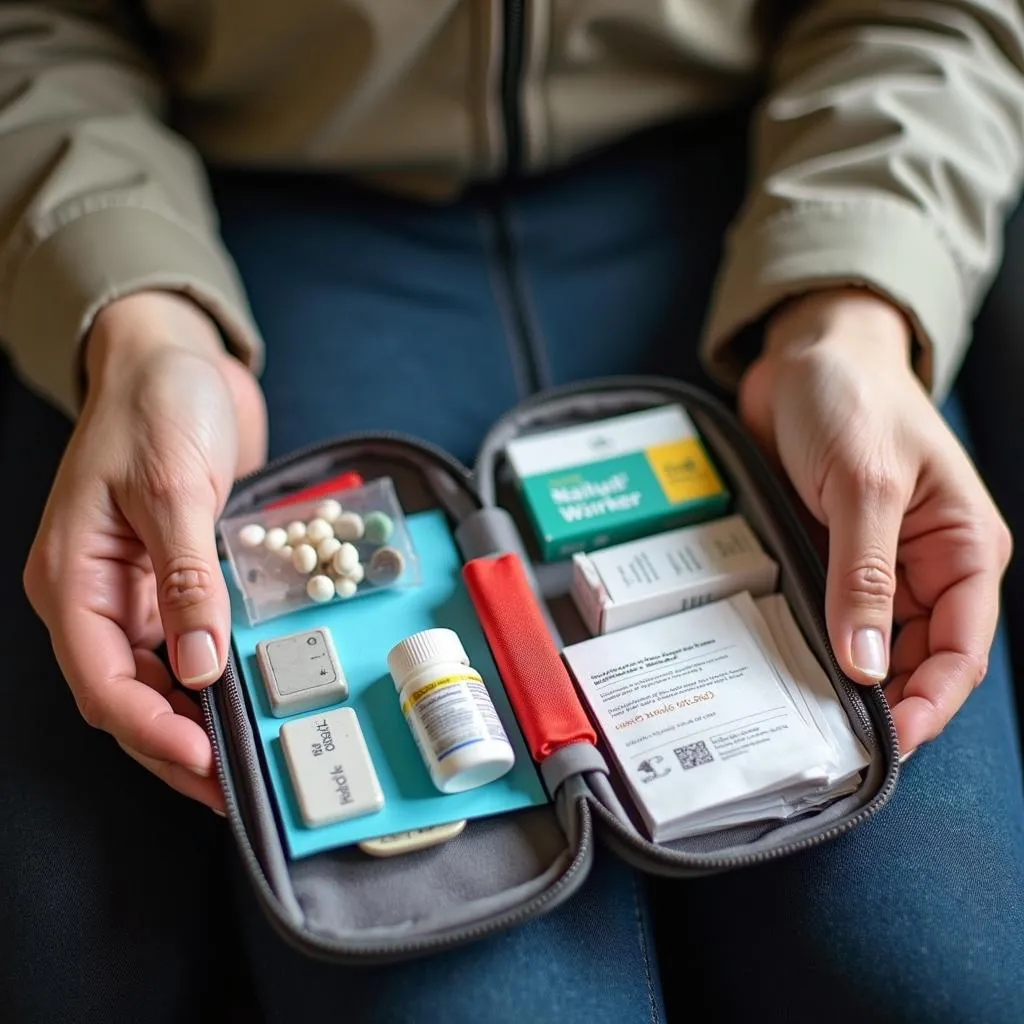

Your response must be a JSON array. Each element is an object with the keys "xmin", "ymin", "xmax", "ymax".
[{"xmin": 24, "ymin": 292, "xmax": 267, "ymax": 811}]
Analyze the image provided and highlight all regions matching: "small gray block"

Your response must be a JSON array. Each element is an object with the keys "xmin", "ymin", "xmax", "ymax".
[{"xmin": 256, "ymin": 627, "xmax": 348, "ymax": 718}]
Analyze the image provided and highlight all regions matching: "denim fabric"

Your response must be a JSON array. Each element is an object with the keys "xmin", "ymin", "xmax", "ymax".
[{"xmin": 1, "ymin": 112, "xmax": 1021, "ymax": 1023}]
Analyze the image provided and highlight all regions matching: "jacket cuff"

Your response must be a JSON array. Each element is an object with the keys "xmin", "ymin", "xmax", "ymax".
[
  {"xmin": 3, "ymin": 204, "xmax": 264, "ymax": 417},
  {"xmin": 700, "ymin": 199, "xmax": 967, "ymax": 402}
]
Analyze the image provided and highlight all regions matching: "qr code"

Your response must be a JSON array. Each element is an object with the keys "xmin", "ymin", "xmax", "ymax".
[{"xmin": 675, "ymin": 741, "xmax": 714, "ymax": 770}]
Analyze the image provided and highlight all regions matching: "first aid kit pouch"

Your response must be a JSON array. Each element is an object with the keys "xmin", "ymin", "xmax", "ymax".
[{"xmin": 204, "ymin": 376, "xmax": 900, "ymax": 964}]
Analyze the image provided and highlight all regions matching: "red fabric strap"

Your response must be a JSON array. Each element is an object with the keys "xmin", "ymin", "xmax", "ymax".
[{"xmin": 462, "ymin": 553, "xmax": 596, "ymax": 762}]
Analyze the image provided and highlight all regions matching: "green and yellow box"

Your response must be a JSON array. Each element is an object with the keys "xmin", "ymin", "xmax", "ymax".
[{"xmin": 506, "ymin": 405, "xmax": 730, "ymax": 561}]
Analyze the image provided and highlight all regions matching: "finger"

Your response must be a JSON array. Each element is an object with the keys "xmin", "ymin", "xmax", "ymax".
[
  {"xmin": 890, "ymin": 615, "xmax": 929, "ymax": 680},
  {"xmin": 884, "ymin": 675, "xmax": 909, "ymax": 709},
  {"xmin": 119, "ymin": 742, "xmax": 225, "ymax": 813},
  {"xmin": 134, "ymin": 645, "xmax": 176, "ymax": 695},
  {"xmin": 167, "ymin": 688, "xmax": 206, "ymax": 727},
  {"xmin": 49, "ymin": 604, "xmax": 214, "ymax": 774},
  {"xmin": 890, "ymin": 569, "xmax": 1001, "ymax": 750},
  {"xmin": 884, "ymin": 615, "xmax": 928, "ymax": 733},
  {"xmin": 893, "ymin": 566, "xmax": 928, "ymax": 624},
  {"xmin": 135, "ymin": 646, "xmax": 206, "ymax": 728},
  {"xmin": 821, "ymin": 465, "xmax": 907, "ymax": 684},
  {"xmin": 128, "ymin": 475, "xmax": 230, "ymax": 689}
]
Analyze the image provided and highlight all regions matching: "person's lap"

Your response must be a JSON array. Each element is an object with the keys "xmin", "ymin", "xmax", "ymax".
[{"xmin": 1, "ymin": 112, "xmax": 1021, "ymax": 1023}]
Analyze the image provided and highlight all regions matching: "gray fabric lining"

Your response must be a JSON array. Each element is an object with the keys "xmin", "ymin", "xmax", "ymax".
[
  {"xmin": 292, "ymin": 808, "xmax": 572, "ymax": 939},
  {"xmin": 472, "ymin": 378, "xmax": 896, "ymax": 872}
]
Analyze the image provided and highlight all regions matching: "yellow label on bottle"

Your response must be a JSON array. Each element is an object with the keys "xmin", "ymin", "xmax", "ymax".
[{"xmin": 400, "ymin": 670, "xmax": 483, "ymax": 715}]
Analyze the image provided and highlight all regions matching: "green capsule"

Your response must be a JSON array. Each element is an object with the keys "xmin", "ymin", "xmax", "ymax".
[{"xmin": 363, "ymin": 510, "xmax": 394, "ymax": 544}]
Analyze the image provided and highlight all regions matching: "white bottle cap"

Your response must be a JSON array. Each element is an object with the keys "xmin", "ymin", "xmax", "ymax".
[{"xmin": 388, "ymin": 628, "xmax": 469, "ymax": 692}]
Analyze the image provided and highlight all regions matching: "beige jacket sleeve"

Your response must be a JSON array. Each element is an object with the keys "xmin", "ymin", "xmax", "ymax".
[
  {"xmin": 701, "ymin": 0, "xmax": 1024, "ymax": 402},
  {"xmin": 0, "ymin": 3, "xmax": 262, "ymax": 417}
]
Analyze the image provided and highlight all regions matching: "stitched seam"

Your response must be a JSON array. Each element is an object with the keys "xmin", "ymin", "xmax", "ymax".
[
  {"xmin": 475, "ymin": 203, "xmax": 531, "ymax": 398},
  {"xmin": 632, "ymin": 871, "xmax": 661, "ymax": 1024}
]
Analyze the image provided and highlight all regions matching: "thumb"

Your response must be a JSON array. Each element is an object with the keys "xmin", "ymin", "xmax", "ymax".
[
  {"xmin": 820, "ymin": 464, "xmax": 904, "ymax": 685},
  {"xmin": 130, "ymin": 475, "xmax": 231, "ymax": 689}
]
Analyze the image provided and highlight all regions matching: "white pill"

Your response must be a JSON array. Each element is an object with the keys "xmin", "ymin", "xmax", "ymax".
[
  {"xmin": 264, "ymin": 527, "xmax": 288, "ymax": 552},
  {"xmin": 333, "ymin": 542, "xmax": 360, "ymax": 575},
  {"xmin": 238, "ymin": 523, "xmax": 266, "ymax": 548},
  {"xmin": 341, "ymin": 562, "xmax": 364, "ymax": 585},
  {"xmin": 278, "ymin": 544, "xmax": 294, "ymax": 560},
  {"xmin": 315, "ymin": 499, "xmax": 343, "ymax": 523},
  {"xmin": 306, "ymin": 574, "xmax": 335, "ymax": 603},
  {"xmin": 334, "ymin": 576, "xmax": 358, "ymax": 600},
  {"xmin": 317, "ymin": 537, "xmax": 342, "ymax": 565},
  {"xmin": 286, "ymin": 520, "xmax": 307, "ymax": 544},
  {"xmin": 292, "ymin": 543, "xmax": 318, "ymax": 574},
  {"xmin": 333, "ymin": 511, "xmax": 365, "ymax": 542},
  {"xmin": 305, "ymin": 517, "xmax": 334, "ymax": 545}
]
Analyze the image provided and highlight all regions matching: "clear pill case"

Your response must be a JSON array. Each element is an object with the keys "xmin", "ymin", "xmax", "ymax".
[{"xmin": 221, "ymin": 476, "xmax": 420, "ymax": 625}]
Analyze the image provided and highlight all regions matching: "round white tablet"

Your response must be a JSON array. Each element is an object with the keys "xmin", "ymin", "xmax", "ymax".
[
  {"xmin": 238, "ymin": 523, "xmax": 266, "ymax": 548},
  {"xmin": 292, "ymin": 544, "xmax": 318, "ymax": 574},
  {"xmin": 286, "ymin": 521, "xmax": 307, "ymax": 544},
  {"xmin": 333, "ymin": 542, "xmax": 360, "ymax": 575},
  {"xmin": 333, "ymin": 512, "xmax": 365, "ymax": 542},
  {"xmin": 334, "ymin": 576, "xmax": 358, "ymax": 600},
  {"xmin": 316, "ymin": 537, "xmax": 342, "ymax": 565},
  {"xmin": 314, "ymin": 499, "xmax": 343, "ymax": 523},
  {"xmin": 305, "ymin": 517, "xmax": 334, "ymax": 545},
  {"xmin": 264, "ymin": 527, "xmax": 288, "ymax": 552},
  {"xmin": 306, "ymin": 575, "xmax": 335, "ymax": 603}
]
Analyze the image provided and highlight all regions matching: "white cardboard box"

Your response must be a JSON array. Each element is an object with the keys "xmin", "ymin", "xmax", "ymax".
[{"xmin": 571, "ymin": 514, "xmax": 778, "ymax": 635}]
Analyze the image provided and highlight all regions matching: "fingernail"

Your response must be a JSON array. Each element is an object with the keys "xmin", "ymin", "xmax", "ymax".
[
  {"xmin": 187, "ymin": 762, "xmax": 211, "ymax": 778},
  {"xmin": 212, "ymin": 807, "xmax": 226, "ymax": 818},
  {"xmin": 177, "ymin": 631, "xmax": 220, "ymax": 685},
  {"xmin": 899, "ymin": 748, "xmax": 917, "ymax": 765},
  {"xmin": 851, "ymin": 627, "xmax": 888, "ymax": 680}
]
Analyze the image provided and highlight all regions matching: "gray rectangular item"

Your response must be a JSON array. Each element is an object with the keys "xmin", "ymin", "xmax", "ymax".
[{"xmin": 256, "ymin": 626, "xmax": 348, "ymax": 717}]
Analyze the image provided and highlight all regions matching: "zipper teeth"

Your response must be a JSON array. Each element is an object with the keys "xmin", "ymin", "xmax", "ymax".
[{"xmin": 475, "ymin": 375, "xmax": 900, "ymax": 870}]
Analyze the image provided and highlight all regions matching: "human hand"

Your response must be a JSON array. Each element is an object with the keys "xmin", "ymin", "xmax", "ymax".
[
  {"xmin": 24, "ymin": 292, "xmax": 267, "ymax": 810},
  {"xmin": 738, "ymin": 288, "xmax": 1012, "ymax": 756}
]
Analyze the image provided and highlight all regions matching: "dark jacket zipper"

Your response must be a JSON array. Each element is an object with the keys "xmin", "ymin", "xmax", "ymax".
[
  {"xmin": 488, "ymin": 4, "xmax": 545, "ymax": 397},
  {"xmin": 501, "ymin": 0, "xmax": 526, "ymax": 176}
]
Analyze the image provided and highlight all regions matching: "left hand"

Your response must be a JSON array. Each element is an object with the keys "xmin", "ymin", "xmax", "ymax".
[{"xmin": 738, "ymin": 288, "xmax": 1012, "ymax": 756}]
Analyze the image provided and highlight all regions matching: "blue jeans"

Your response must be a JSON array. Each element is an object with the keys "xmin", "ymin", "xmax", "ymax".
[{"xmin": 1, "ymin": 114, "xmax": 1021, "ymax": 1024}]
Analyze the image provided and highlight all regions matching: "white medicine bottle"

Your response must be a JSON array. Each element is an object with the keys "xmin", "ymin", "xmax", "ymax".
[{"xmin": 388, "ymin": 628, "xmax": 515, "ymax": 794}]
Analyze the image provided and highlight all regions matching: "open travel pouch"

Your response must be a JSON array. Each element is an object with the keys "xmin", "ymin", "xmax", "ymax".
[{"xmin": 203, "ymin": 376, "xmax": 900, "ymax": 964}]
